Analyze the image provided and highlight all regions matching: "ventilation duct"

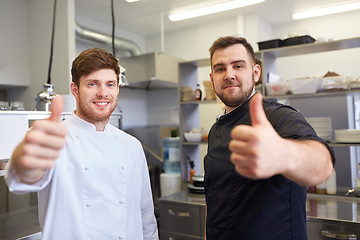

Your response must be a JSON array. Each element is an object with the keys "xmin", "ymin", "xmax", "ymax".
[
  {"xmin": 74, "ymin": 22, "xmax": 180, "ymax": 89},
  {"xmin": 75, "ymin": 22, "xmax": 141, "ymax": 56}
]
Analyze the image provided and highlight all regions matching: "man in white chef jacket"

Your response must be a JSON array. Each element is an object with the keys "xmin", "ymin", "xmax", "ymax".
[{"xmin": 5, "ymin": 48, "xmax": 159, "ymax": 240}]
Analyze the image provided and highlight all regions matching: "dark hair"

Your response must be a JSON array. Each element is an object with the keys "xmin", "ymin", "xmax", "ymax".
[
  {"xmin": 71, "ymin": 48, "xmax": 120, "ymax": 87},
  {"xmin": 209, "ymin": 36, "xmax": 256, "ymax": 65}
]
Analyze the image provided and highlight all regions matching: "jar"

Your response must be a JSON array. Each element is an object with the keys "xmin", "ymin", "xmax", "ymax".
[
  {"xmin": 10, "ymin": 102, "xmax": 24, "ymax": 111},
  {"xmin": 0, "ymin": 101, "xmax": 9, "ymax": 110}
]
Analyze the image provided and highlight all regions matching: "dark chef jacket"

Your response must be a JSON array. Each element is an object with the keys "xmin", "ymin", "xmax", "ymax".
[{"xmin": 204, "ymin": 94, "xmax": 334, "ymax": 240}]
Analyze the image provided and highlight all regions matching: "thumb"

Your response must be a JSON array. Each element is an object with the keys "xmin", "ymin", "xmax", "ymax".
[
  {"xmin": 249, "ymin": 93, "xmax": 268, "ymax": 126},
  {"xmin": 49, "ymin": 95, "xmax": 63, "ymax": 122}
]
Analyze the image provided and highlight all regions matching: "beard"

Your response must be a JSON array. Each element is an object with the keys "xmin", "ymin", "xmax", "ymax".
[
  {"xmin": 76, "ymin": 97, "xmax": 117, "ymax": 124},
  {"xmin": 214, "ymin": 73, "xmax": 256, "ymax": 108}
]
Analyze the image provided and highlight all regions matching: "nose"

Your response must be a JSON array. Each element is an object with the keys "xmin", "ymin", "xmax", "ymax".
[
  {"xmin": 96, "ymin": 85, "xmax": 109, "ymax": 98},
  {"xmin": 225, "ymin": 68, "xmax": 236, "ymax": 81}
]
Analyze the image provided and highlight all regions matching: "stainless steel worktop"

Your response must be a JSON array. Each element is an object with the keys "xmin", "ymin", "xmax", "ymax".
[
  {"xmin": 2, "ymin": 191, "xmax": 360, "ymax": 240},
  {"xmin": 160, "ymin": 190, "xmax": 360, "ymax": 223},
  {"xmin": 0, "ymin": 206, "xmax": 41, "ymax": 240}
]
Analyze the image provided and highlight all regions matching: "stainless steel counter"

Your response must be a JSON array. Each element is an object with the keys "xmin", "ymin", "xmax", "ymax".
[
  {"xmin": 0, "ymin": 206, "xmax": 41, "ymax": 240},
  {"xmin": 160, "ymin": 190, "xmax": 360, "ymax": 223}
]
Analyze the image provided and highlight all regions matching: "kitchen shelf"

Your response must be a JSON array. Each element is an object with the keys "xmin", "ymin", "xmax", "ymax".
[
  {"xmin": 180, "ymin": 100, "xmax": 217, "ymax": 105},
  {"xmin": 182, "ymin": 142, "xmax": 208, "ymax": 145},
  {"xmin": 265, "ymin": 89, "xmax": 360, "ymax": 100},
  {"xmin": 329, "ymin": 142, "xmax": 360, "ymax": 147},
  {"xmin": 257, "ymin": 37, "xmax": 360, "ymax": 58},
  {"xmin": 0, "ymin": 170, "xmax": 5, "ymax": 177}
]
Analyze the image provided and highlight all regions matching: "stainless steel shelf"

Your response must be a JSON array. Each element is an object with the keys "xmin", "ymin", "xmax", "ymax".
[
  {"xmin": 264, "ymin": 90, "xmax": 360, "ymax": 100},
  {"xmin": 180, "ymin": 100, "xmax": 217, "ymax": 105},
  {"xmin": 258, "ymin": 37, "xmax": 360, "ymax": 58},
  {"xmin": 182, "ymin": 142, "xmax": 207, "ymax": 145}
]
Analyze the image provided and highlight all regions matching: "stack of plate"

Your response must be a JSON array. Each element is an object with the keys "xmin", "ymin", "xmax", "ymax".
[
  {"xmin": 334, "ymin": 129, "xmax": 360, "ymax": 143},
  {"xmin": 188, "ymin": 175, "xmax": 205, "ymax": 194},
  {"xmin": 305, "ymin": 117, "xmax": 332, "ymax": 141}
]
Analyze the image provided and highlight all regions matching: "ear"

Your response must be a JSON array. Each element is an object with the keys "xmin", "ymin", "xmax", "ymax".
[
  {"xmin": 253, "ymin": 64, "xmax": 261, "ymax": 83},
  {"xmin": 209, "ymin": 73, "xmax": 213, "ymax": 84},
  {"xmin": 70, "ymin": 82, "xmax": 79, "ymax": 100}
]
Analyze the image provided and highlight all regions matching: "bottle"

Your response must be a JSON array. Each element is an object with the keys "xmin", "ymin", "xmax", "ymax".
[
  {"xmin": 316, "ymin": 181, "xmax": 326, "ymax": 194},
  {"xmin": 188, "ymin": 157, "xmax": 196, "ymax": 183},
  {"xmin": 194, "ymin": 84, "xmax": 202, "ymax": 101},
  {"xmin": 326, "ymin": 169, "xmax": 337, "ymax": 194},
  {"xmin": 162, "ymin": 137, "xmax": 180, "ymax": 173}
]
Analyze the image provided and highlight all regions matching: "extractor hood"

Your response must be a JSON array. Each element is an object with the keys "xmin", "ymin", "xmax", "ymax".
[{"xmin": 119, "ymin": 52, "xmax": 181, "ymax": 89}]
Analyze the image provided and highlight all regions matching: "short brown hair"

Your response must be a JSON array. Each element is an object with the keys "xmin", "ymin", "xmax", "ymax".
[
  {"xmin": 209, "ymin": 36, "xmax": 256, "ymax": 65},
  {"xmin": 71, "ymin": 48, "xmax": 120, "ymax": 87}
]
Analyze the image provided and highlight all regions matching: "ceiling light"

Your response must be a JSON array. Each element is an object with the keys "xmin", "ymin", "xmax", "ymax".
[
  {"xmin": 168, "ymin": 0, "xmax": 265, "ymax": 22},
  {"xmin": 292, "ymin": 2, "xmax": 360, "ymax": 20},
  {"xmin": 126, "ymin": 0, "xmax": 139, "ymax": 2}
]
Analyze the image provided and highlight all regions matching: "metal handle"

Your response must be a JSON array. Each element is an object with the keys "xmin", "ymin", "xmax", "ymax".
[
  {"xmin": 321, "ymin": 230, "xmax": 357, "ymax": 240},
  {"xmin": 168, "ymin": 209, "xmax": 190, "ymax": 217}
]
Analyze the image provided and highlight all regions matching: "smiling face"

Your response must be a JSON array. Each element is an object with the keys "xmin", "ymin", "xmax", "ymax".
[
  {"xmin": 71, "ymin": 68, "xmax": 119, "ymax": 131},
  {"xmin": 210, "ymin": 44, "xmax": 261, "ymax": 113}
]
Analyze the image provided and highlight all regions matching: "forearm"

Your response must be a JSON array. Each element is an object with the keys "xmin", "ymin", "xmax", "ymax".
[{"xmin": 282, "ymin": 139, "xmax": 333, "ymax": 187}]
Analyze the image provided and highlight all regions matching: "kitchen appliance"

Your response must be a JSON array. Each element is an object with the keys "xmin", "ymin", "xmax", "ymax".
[
  {"xmin": 119, "ymin": 52, "xmax": 181, "ymax": 89},
  {"xmin": 34, "ymin": 0, "xmax": 57, "ymax": 111},
  {"xmin": 34, "ymin": 83, "xmax": 55, "ymax": 111}
]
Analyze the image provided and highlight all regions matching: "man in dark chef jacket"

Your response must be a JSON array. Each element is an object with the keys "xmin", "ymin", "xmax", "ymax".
[{"xmin": 204, "ymin": 36, "xmax": 334, "ymax": 240}]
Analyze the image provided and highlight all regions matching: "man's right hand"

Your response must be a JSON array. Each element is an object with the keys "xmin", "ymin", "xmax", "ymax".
[{"xmin": 11, "ymin": 96, "xmax": 68, "ymax": 184}]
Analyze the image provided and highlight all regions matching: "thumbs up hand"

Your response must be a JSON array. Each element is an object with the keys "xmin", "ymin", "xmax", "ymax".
[
  {"xmin": 11, "ymin": 95, "xmax": 68, "ymax": 184},
  {"xmin": 229, "ymin": 93, "xmax": 287, "ymax": 180}
]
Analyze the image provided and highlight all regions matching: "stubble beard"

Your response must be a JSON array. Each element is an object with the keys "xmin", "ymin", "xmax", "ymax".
[
  {"xmin": 214, "ymin": 74, "xmax": 256, "ymax": 108},
  {"xmin": 77, "ymin": 98, "xmax": 116, "ymax": 123}
]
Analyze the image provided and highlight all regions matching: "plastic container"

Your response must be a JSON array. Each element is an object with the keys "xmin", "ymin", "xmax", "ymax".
[
  {"xmin": 257, "ymin": 39, "xmax": 284, "ymax": 50},
  {"xmin": 163, "ymin": 137, "xmax": 180, "ymax": 173},
  {"xmin": 160, "ymin": 173, "xmax": 181, "ymax": 196},
  {"xmin": 326, "ymin": 170, "xmax": 337, "ymax": 194},
  {"xmin": 265, "ymin": 82, "xmax": 290, "ymax": 96},
  {"xmin": 288, "ymin": 77, "xmax": 321, "ymax": 94},
  {"xmin": 284, "ymin": 35, "xmax": 315, "ymax": 46},
  {"xmin": 321, "ymin": 76, "xmax": 351, "ymax": 92}
]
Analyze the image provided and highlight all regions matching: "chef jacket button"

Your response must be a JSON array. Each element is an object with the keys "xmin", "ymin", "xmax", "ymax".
[
  {"xmin": 119, "ymin": 200, "xmax": 123, "ymax": 204},
  {"xmin": 121, "ymin": 166, "xmax": 124, "ymax": 170},
  {"xmin": 86, "ymin": 203, "xmax": 90, "ymax": 207},
  {"xmin": 84, "ymin": 167, "xmax": 89, "ymax": 171},
  {"xmin": 76, "ymin": 135, "xmax": 80, "ymax": 139}
]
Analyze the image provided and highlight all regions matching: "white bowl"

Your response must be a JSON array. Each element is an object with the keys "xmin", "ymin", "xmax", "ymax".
[{"xmin": 184, "ymin": 132, "xmax": 203, "ymax": 142}]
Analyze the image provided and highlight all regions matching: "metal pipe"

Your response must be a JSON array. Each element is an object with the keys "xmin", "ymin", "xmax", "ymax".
[{"xmin": 74, "ymin": 22, "xmax": 142, "ymax": 56}]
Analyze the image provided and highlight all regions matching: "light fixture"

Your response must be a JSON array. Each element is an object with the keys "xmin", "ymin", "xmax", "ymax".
[
  {"xmin": 292, "ymin": 2, "xmax": 360, "ymax": 20},
  {"xmin": 168, "ymin": 0, "xmax": 265, "ymax": 22},
  {"xmin": 126, "ymin": 0, "xmax": 139, "ymax": 2}
]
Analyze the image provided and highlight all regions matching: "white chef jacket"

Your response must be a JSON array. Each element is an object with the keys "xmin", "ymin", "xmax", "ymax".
[{"xmin": 5, "ymin": 113, "xmax": 159, "ymax": 240}]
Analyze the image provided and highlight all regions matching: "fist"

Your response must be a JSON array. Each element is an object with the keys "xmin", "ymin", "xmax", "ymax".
[{"xmin": 228, "ymin": 93, "xmax": 285, "ymax": 179}]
